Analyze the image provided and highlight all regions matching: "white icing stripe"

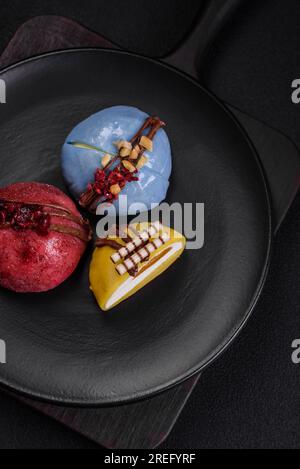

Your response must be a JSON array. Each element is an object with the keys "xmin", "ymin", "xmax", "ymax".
[
  {"xmin": 133, "ymin": 237, "xmax": 143, "ymax": 248},
  {"xmin": 148, "ymin": 226, "xmax": 156, "ymax": 237},
  {"xmin": 139, "ymin": 248, "xmax": 148, "ymax": 260},
  {"xmin": 153, "ymin": 238, "xmax": 162, "ymax": 249},
  {"xmin": 111, "ymin": 252, "xmax": 121, "ymax": 263},
  {"xmin": 127, "ymin": 242, "xmax": 135, "ymax": 252},
  {"xmin": 116, "ymin": 264, "xmax": 127, "ymax": 275},
  {"xmin": 115, "ymin": 232, "xmax": 170, "ymax": 276},
  {"xmin": 140, "ymin": 231, "xmax": 149, "ymax": 242},
  {"xmin": 132, "ymin": 253, "xmax": 141, "ymax": 264},
  {"xmin": 146, "ymin": 244, "xmax": 155, "ymax": 254},
  {"xmin": 152, "ymin": 221, "xmax": 162, "ymax": 231},
  {"xmin": 119, "ymin": 247, "xmax": 128, "ymax": 258},
  {"xmin": 110, "ymin": 222, "xmax": 162, "ymax": 263},
  {"xmin": 124, "ymin": 259, "xmax": 135, "ymax": 270},
  {"xmin": 161, "ymin": 232, "xmax": 170, "ymax": 243}
]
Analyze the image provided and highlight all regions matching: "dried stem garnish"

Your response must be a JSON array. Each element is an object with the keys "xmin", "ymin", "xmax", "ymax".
[
  {"xmin": 79, "ymin": 116, "xmax": 166, "ymax": 212},
  {"xmin": 68, "ymin": 142, "xmax": 116, "ymax": 158}
]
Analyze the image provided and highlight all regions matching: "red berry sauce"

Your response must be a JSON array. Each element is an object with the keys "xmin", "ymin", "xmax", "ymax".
[{"xmin": 0, "ymin": 200, "xmax": 51, "ymax": 236}]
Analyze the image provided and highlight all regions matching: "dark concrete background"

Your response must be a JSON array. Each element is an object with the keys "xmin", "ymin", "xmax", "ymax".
[{"xmin": 0, "ymin": 0, "xmax": 204, "ymax": 58}]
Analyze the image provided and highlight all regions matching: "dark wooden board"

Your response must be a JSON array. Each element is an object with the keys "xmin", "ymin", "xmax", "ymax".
[
  {"xmin": 0, "ymin": 15, "xmax": 118, "ymax": 69},
  {"xmin": 19, "ymin": 378, "xmax": 198, "ymax": 449}
]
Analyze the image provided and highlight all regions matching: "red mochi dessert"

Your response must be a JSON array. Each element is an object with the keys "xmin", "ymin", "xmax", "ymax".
[{"xmin": 0, "ymin": 182, "xmax": 92, "ymax": 292}]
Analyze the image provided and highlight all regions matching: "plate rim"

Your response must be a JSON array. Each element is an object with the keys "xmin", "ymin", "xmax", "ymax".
[{"xmin": 0, "ymin": 48, "xmax": 273, "ymax": 406}]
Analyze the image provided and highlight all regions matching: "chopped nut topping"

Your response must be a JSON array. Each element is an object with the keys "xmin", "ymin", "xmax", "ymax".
[
  {"xmin": 136, "ymin": 155, "xmax": 148, "ymax": 170},
  {"xmin": 102, "ymin": 154, "xmax": 112, "ymax": 168},
  {"xmin": 140, "ymin": 136, "xmax": 153, "ymax": 152},
  {"xmin": 110, "ymin": 184, "xmax": 121, "ymax": 195},
  {"xmin": 130, "ymin": 145, "xmax": 140, "ymax": 160},
  {"xmin": 115, "ymin": 140, "xmax": 132, "ymax": 151},
  {"xmin": 120, "ymin": 147, "xmax": 132, "ymax": 158},
  {"xmin": 122, "ymin": 160, "xmax": 136, "ymax": 173}
]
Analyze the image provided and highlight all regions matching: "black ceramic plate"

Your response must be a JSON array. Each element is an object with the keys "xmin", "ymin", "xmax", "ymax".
[{"xmin": 0, "ymin": 49, "xmax": 271, "ymax": 406}]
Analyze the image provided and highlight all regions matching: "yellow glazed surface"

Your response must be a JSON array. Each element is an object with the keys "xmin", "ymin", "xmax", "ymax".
[{"xmin": 90, "ymin": 223, "xmax": 186, "ymax": 311}]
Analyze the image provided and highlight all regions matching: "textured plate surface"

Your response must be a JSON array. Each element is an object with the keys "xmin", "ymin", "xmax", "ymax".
[{"xmin": 0, "ymin": 50, "xmax": 271, "ymax": 405}]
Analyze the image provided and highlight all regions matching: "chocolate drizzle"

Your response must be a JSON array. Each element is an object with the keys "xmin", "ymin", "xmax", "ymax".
[
  {"xmin": 95, "ymin": 225, "xmax": 151, "ymax": 277},
  {"xmin": 0, "ymin": 198, "xmax": 92, "ymax": 243},
  {"xmin": 79, "ymin": 116, "xmax": 166, "ymax": 212},
  {"xmin": 95, "ymin": 238, "xmax": 124, "ymax": 250}
]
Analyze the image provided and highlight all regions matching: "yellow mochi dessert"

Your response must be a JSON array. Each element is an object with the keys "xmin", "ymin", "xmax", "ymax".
[{"xmin": 90, "ymin": 222, "xmax": 186, "ymax": 311}]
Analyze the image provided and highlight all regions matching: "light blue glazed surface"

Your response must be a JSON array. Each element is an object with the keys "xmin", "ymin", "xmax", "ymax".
[{"xmin": 61, "ymin": 106, "xmax": 172, "ymax": 214}]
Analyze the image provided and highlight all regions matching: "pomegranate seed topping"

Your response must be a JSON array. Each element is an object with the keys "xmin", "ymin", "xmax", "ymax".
[
  {"xmin": 0, "ymin": 200, "xmax": 51, "ymax": 236},
  {"xmin": 35, "ymin": 213, "xmax": 51, "ymax": 236},
  {"xmin": 83, "ymin": 163, "xmax": 140, "ymax": 206}
]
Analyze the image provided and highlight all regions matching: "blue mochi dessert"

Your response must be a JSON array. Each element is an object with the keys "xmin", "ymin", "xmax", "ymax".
[{"xmin": 61, "ymin": 106, "xmax": 172, "ymax": 215}]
